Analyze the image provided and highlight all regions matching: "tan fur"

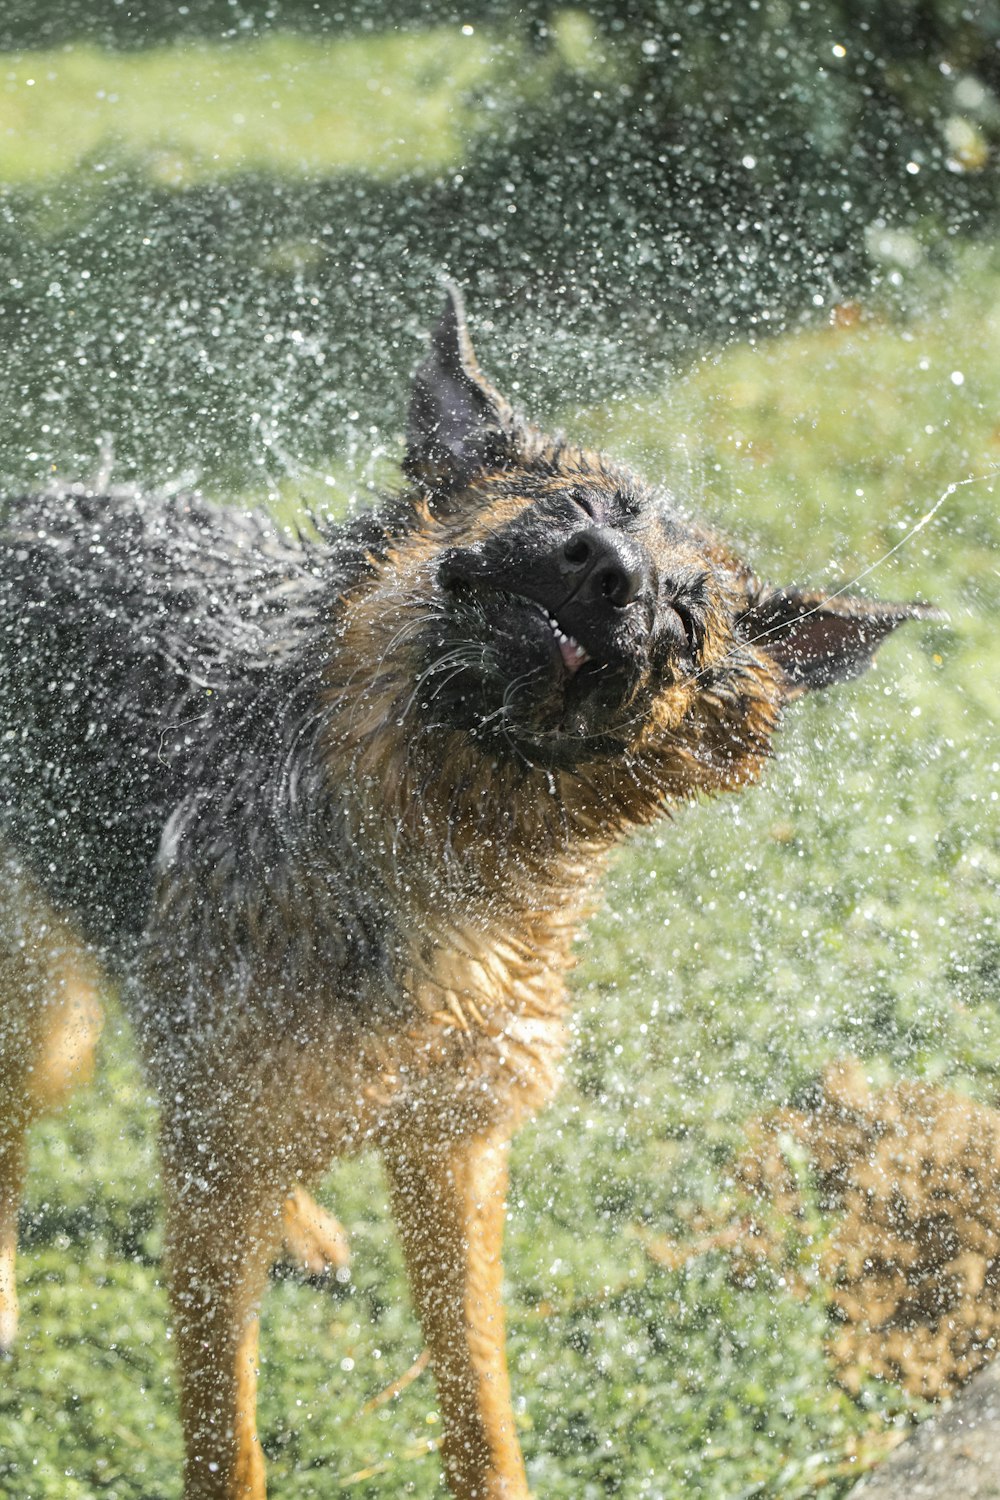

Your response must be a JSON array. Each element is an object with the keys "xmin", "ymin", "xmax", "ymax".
[
  {"xmin": 0, "ymin": 860, "xmax": 104, "ymax": 1351},
  {"xmin": 279, "ymin": 1185, "xmax": 350, "ymax": 1277}
]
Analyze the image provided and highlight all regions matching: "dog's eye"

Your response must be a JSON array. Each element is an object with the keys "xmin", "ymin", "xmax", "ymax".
[{"xmin": 570, "ymin": 491, "xmax": 600, "ymax": 520}]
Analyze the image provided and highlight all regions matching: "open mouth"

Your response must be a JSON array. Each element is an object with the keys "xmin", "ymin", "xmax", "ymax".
[
  {"xmin": 538, "ymin": 606, "xmax": 591, "ymax": 676},
  {"xmin": 445, "ymin": 573, "xmax": 596, "ymax": 680},
  {"xmin": 429, "ymin": 575, "xmax": 645, "ymax": 764}
]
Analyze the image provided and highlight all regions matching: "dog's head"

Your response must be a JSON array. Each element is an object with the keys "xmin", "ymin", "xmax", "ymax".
[
  {"xmin": 335, "ymin": 289, "xmax": 934, "ymax": 819},
  {"xmin": 393, "ymin": 287, "xmax": 934, "ymax": 790}
]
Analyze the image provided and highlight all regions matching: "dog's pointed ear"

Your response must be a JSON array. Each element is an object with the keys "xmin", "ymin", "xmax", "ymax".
[
  {"xmin": 404, "ymin": 284, "xmax": 514, "ymax": 492},
  {"xmin": 740, "ymin": 586, "xmax": 942, "ymax": 696}
]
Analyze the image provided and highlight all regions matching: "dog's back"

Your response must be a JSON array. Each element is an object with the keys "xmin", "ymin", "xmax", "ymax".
[{"xmin": 0, "ymin": 487, "xmax": 334, "ymax": 947}]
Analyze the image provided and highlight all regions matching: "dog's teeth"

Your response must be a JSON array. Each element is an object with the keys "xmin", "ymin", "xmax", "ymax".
[{"xmin": 540, "ymin": 608, "xmax": 590, "ymax": 673}]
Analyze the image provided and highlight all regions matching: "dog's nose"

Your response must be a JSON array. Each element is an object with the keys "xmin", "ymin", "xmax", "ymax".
[{"xmin": 558, "ymin": 527, "xmax": 646, "ymax": 608}]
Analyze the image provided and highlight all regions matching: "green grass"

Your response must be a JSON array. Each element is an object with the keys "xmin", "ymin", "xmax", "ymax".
[
  {"xmin": 3, "ymin": 268, "xmax": 997, "ymax": 1498},
  {"xmin": 0, "ymin": 31, "xmax": 496, "ymax": 184},
  {"xmin": 0, "ymin": 18, "xmax": 607, "ymax": 188}
]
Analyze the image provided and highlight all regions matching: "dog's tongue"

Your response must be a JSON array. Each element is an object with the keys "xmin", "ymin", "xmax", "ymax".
[
  {"xmin": 542, "ymin": 608, "xmax": 591, "ymax": 675},
  {"xmin": 558, "ymin": 635, "xmax": 589, "ymax": 674}
]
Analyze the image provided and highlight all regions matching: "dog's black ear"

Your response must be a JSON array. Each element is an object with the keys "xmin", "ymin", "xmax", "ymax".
[
  {"xmin": 740, "ymin": 587, "xmax": 941, "ymax": 695},
  {"xmin": 404, "ymin": 284, "xmax": 514, "ymax": 492}
]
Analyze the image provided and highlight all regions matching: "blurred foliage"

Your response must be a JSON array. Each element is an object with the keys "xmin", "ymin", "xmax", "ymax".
[
  {"xmin": 452, "ymin": 0, "xmax": 1000, "ymax": 338},
  {"xmin": 0, "ymin": 0, "xmax": 498, "ymax": 51}
]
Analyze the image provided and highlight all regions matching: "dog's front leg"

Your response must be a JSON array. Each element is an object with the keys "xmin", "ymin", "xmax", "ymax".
[
  {"xmin": 161, "ymin": 1136, "xmax": 283, "ymax": 1500},
  {"xmin": 383, "ymin": 1125, "xmax": 530, "ymax": 1500}
]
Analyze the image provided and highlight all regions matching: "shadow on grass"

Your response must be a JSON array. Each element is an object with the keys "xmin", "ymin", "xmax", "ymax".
[{"xmin": 18, "ymin": 1195, "xmax": 159, "ymax": 1263}]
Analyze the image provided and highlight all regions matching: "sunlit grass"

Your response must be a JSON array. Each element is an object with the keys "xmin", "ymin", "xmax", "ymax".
[
  {"xmin": 584, "ymin": 266, "xmax": 1000, "ymax": 591},
  {"xmin": 0, "ymin": 29, "xmax": 493, "ymax": 184}
]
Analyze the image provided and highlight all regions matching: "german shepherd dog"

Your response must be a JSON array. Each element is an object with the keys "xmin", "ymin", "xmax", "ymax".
[{"xmin": 0, "ymin": 289, "xmax": 931, "ymax": 1497}]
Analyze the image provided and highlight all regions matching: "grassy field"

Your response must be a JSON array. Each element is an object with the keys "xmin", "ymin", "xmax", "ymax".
[
  {"xmin": 1, "ymin": 20, "xmax": 999, "ymax": 1500},
  {"xmin": 0, "ymin": 31, "xmax": 492, "ymax": 184}
]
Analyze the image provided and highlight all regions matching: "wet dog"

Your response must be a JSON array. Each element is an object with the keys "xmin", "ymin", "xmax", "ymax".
[{"xmin": 0, "ymin": 288, "xmax": 932, "ymax": 1497}]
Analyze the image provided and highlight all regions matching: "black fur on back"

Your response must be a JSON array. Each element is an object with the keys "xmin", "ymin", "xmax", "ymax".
[{"xmin": 0, "ymin": 485, "xmax": 414, "ymax": 955}]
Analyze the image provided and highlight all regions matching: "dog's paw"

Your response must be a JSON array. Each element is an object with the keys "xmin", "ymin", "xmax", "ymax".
[{"xmin": 279, "ymin": 1185, "xmax": 351, "ymax": 1279}]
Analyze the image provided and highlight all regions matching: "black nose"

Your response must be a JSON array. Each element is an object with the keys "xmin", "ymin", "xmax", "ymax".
[{"xmin": 559, "ymin": 527, "xmax": 646, "ymax": 608}]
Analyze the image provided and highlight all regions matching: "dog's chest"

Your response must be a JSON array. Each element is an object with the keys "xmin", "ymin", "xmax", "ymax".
[
  {"xmin": 358, "ymin": 908, "xmax": 576, "ymax": 1131},
  {"xmin": 290, "ymin": 905, "xmax": 579, "ymax": 1149}
]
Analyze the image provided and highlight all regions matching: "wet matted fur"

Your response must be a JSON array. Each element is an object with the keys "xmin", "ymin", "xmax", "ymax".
[{"xmin": 0, "ymin": 289, "xmax": 934, "ymax": 1498}]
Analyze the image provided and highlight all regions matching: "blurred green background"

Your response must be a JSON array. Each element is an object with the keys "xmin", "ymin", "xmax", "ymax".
[{"xmin": 1, "ymin": 5, "xmax": 999, "ymax": 1498}]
